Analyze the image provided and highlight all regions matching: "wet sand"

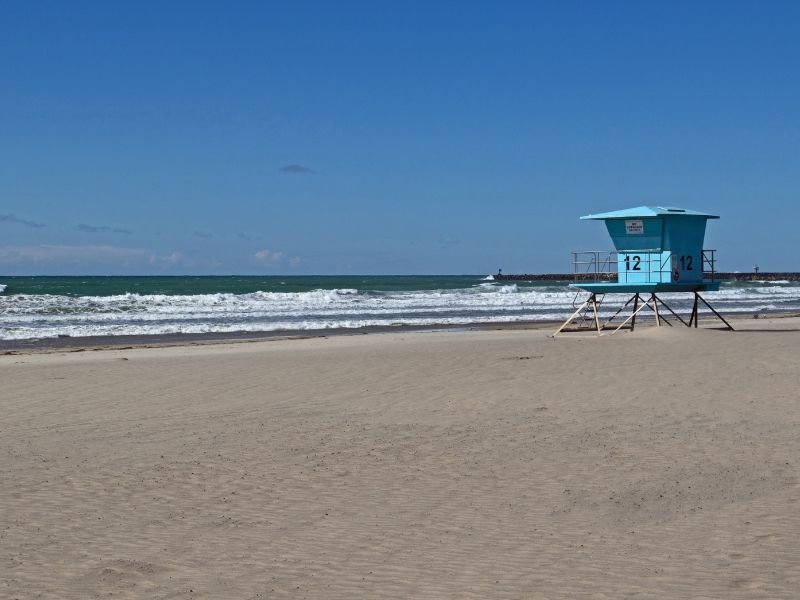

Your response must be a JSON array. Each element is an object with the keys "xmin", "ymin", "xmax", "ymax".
[
  {"xmin": 0, "ymin": 322, "xmax": 547, "ymax": 353},
  {"xmin": 2, "ymin": 318, "xmax": 799, "ymax": 598}
]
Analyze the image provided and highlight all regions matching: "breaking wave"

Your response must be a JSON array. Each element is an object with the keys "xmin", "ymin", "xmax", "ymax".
[{"xmin": 1, "ymin": 281, "xmax": 798, "ymax": 340}]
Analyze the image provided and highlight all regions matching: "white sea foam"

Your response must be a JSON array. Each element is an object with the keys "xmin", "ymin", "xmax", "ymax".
[
  {"xmin": 0, "ymin": 283, "xmax": 6, "ymax": 294},
  {"xmin": 1, "ymin": 282, "xmax": 799, "ymax": 340}
]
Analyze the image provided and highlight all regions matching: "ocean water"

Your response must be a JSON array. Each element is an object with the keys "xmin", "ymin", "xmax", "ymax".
[{"xmin": 0, "ymin": 275, "xmax": 799, "ymax": 340}]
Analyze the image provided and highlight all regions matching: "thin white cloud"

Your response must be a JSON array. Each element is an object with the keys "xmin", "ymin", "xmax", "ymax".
[
  {"xmin": 253, "ymin": 249, "xmax": 302, "ymax": 269},
  {"xmin": 0, "ymin": 245, "xmax": 190, "ymax": 268},
  {"xmin": 149, "ymin": 251, "xmax": 186, "ymax": 266},
  {"xmin": 0, "ymin": 245, "xmax": 148, "ymax": 265},
  {"xmin": 254, "ymin": 249, "xmax": 284, "ymax": 264}
]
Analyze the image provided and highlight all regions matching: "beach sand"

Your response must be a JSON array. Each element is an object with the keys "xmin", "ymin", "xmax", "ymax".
[{"xmin": 2, "ymin": 318, "xmax": 799, "ymax": 598}]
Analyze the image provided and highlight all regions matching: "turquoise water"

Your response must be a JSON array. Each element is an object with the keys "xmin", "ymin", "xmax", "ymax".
[
  {"xmin": 1, "ymin": 275, "xmax": 798, "ymax": 340},
  {"xmin": 0, "ymin": 275, "xmax": 503, "ymax": 296}
]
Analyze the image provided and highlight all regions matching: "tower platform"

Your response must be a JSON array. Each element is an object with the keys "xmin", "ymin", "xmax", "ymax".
[{"xmin": 571, "ymin": 281, "xmax": 720, "ymax": 294}]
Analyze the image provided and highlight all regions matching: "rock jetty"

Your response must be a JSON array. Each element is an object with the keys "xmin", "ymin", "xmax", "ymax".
[{"xmin": 492, "ymin": 272, "xmax": 800, "ymax": 282}]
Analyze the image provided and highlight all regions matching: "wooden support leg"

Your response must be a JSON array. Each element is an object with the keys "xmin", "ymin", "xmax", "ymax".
[
  {"xmin": 651, "ymin": 293, "xmax": 661, "ymax": 327},
  {"xmin": 612, "ymin": 294, "xmax": 651, "ymax": 334},
  {"xmin": 591, "ymin": 294, "xmax": 601, "ymax": 334},
  {"xmin": 556, "ymin": 291, "xmax": 732, "ymax": 336},
  {"xmin": 601, "ymin": 294, "xmax": 636, "ymax": 330},
  {"xmin": 553, "ymin": 296, "xmax": 592, "ymax": 337}
]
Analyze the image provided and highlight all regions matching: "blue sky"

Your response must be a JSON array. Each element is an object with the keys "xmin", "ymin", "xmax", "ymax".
[{"xmin": 1, "ymin": 1, "xmax": 798, "ymax": 275}]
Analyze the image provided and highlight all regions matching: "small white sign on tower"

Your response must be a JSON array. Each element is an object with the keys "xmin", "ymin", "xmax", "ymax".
[{"xmin": 625, "ymin": 220, "xmax": 643, "ymax": 234}]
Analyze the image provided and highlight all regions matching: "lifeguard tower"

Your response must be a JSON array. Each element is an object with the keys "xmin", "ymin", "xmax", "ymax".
[{"xmin": 555, "ymin": 206, "xmax": 734, "ymax": 335}]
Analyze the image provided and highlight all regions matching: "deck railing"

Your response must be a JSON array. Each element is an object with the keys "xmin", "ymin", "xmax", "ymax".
[{"xmin": 572, "ymin": 250, "xmax": 717, "ymax": 283}]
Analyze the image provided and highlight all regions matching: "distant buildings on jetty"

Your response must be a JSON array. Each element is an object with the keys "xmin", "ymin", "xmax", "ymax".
[{"xmin": 492, "ymin": 272, "xmax": 800, "ymax": 282}]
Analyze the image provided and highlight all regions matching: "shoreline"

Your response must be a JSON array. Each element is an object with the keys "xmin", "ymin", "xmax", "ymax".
[
  {"xmin": 0, "ymin": 320, "xmax": 554, "ymax": 354},
  {"xmin": 4, "ymin": 310, "xmax": 800, "ymax": 354}
]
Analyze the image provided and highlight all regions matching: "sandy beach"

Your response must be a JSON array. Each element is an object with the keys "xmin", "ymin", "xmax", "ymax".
[{"xmin": 2, "ymin": 319, "xmax": 799, "ymax": 599}]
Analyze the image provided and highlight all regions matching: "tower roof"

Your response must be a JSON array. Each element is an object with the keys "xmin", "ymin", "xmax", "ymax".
[{"xmin": 579, "ymin": 206, "xmax": 719, "ymax": 220}]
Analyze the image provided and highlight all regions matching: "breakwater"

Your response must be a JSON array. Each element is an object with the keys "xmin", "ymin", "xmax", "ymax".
[{"xmin": 493, "ymin": 272, "xmax": 800, "ymax": 282}]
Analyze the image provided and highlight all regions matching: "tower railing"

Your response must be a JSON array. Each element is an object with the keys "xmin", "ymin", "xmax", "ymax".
[
  {"xmin": 572, "ymin": 249, "xmax": 718, "ymax": 283},
  {"xmin": 701, "ymin": 249, "xmax": 717, "ymax": 281}
]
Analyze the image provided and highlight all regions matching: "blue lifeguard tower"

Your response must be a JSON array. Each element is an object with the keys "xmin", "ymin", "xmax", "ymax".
[{"xmin": 555, "ymin": 206, "xmax": 733, "ymax": 335}]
